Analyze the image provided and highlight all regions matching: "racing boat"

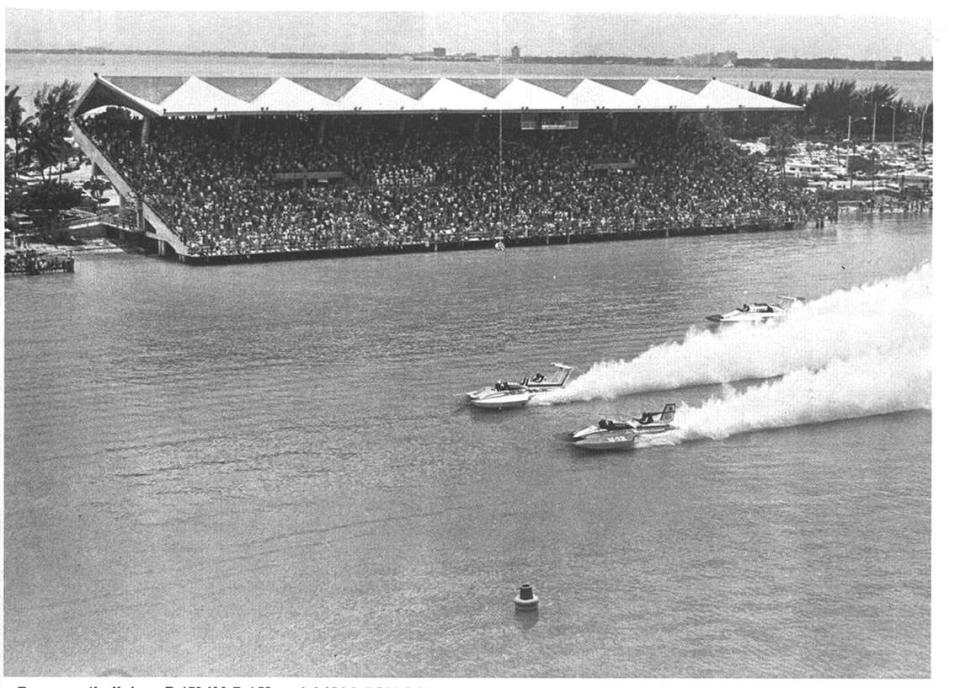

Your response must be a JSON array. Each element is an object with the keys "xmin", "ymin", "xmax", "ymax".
[
  {"xmin": 570, "ymin": 403, "xmax": 677, "ymax": 450},
  {"xmin": 467, "ymin": 362, "xmax": 573, "ymax": 409},
  {"xmin": 706, "ymin": 296, "xmax": 803, "ymax": 323}
]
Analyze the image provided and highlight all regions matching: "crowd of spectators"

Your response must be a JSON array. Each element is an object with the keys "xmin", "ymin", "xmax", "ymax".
[{"xmin": 79, "ymin": 108, "xmax": 826, "ymax": 257}]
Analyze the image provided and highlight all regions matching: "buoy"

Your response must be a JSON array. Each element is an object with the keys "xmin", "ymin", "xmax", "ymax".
[{"xmin": 514, "ymin": 583, "xmax": 539, "ymax": 611}]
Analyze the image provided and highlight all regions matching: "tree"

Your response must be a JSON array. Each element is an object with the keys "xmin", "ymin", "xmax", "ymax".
[
  {"xmin": 773, "ymin": 82, "xmax": 794, "ymax": 104},
  {"xmin": 5, "ymin": 85, "xmax": 34, "ymax": 178},
  {"xmin": 767, "ymin": 119, "xmax": 797, "ymax": 173},
  {"xmin": 793, "ymin": 84, "xmax": 809, "ymax": 107},
  {"xmin": 806, "ymin": 80, "xmax": 861, "ymax": 138},
  {"xmin": 859, "ymin": 83, "xmax": 898, "ymax": 109},
  {"xmin": 859, "ymin": 83, "xmax": 898, "ymax": 143},
  {"xmin": 27, "ymin": 80, "xmax": 80, "ymax": 181},
  {"xmin": 17, "ymin": 180, "xmax": 83, "ymax": 240}
]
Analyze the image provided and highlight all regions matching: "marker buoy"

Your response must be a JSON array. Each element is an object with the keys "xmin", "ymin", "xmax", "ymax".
[{"xmin": 514, "ymin": 583, "xmax": 539, "ymax": 611}]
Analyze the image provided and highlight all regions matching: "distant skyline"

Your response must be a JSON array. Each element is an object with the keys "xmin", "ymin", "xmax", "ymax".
[{"xmin": 3, "ymin": 6, "xmax": 935, "ymax": 62}]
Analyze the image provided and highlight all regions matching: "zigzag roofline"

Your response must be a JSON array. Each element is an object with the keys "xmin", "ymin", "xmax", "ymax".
[{"xmin": 73, "ymin": 74, "xmax": 802, "ymax": 117}]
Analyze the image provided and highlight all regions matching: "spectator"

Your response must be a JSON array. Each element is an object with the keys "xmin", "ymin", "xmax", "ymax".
[{"xmin": 79, "ymin": 109, "xmax": 824, "ymax": 257}]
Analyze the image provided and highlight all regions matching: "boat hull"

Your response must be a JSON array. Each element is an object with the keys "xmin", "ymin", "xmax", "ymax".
[
  {"xmin": 573, "ymin": 429, "xmax": 638, "ymax": 451},
  {"xmin": 469, "ymin": 392, "xmax": 533, "ymax": 409},
  {"xmin": 572, "ymin": 425, "xmax": 676, "ymax": 450}
]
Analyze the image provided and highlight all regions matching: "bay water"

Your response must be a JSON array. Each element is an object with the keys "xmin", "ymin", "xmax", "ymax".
[
  {"xmin": 4, "ymin": 214, "xmax": 931, "ymax": 677},
  {"xmin": 5, "ymin": 51, "xmax": 934, "ymax": 116}
]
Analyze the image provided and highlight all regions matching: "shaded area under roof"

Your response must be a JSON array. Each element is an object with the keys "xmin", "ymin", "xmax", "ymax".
[
  {"xmin": 101, "ymin": 76, "xmax": 186, "ymax": 107},
  {"xmin": 72, "ymin": 77, "xmax": 163, "ymax": 118},
  {"xmin": 524, "ymin": 78, "xmax": 584, "ymax": 97},
  {"xmin": 290, "ymin": 77, "xmax": 363, "ymax": 101},
  {"xmin": 662, "ymin": 78, "xmax": 712, "ymax": 94},
  {"xmin": 594, "ymin": 78, "xmax": 649, "ymax": 95},
  {"xmin": 201, "ymin": 77, "xmax": 276, "ymax": 103},
  {"xmin": 449, "ymin": 77, "xmax": 509, "ymax": 98},
  {"xmin": 375, "ymin": 77, "xmax": 441, "ymax": 100}
]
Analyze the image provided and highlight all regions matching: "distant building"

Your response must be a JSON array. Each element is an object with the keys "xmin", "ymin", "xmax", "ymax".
[
  {"xmin": 433, "ymin": 47, "xmax": 446, "ymax": 58},
  {"xmin": 676, "ymin": 50, "xmax": 737, "ymax": 67},
  {"xmin": 511, "ymin": 45, "xmax": 521, "ymax": 60}
]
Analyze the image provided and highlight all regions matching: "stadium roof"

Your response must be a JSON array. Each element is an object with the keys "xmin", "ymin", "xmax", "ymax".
[{"xmin": 73, "ymin": 74, "xmax": 801, "ymax": 118}]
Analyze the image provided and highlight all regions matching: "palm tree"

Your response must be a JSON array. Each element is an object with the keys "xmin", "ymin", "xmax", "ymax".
[
  {"xmin": 5, "ymin": 85, "xmax": 35, "ymax": 178},
  {"xmin": 806, "ymin": 80, "xmax": 861, "ymax": 138},
  {"xmin": 29, "ymin": 80, "xmax": 80, "ymax": 181}
]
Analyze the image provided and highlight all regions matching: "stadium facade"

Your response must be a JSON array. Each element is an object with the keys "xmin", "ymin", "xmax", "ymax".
[{"xmin": 70, "ymin": 74, "xmax": 802, "ymax": 262}]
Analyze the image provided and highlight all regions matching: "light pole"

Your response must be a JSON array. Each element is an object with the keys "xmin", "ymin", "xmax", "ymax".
[
  {"xmin": 847, "ymin": 115, "xmax": 868, "ymax": 145},
  {"xmin": 846, "ymin": 116, "xmax": 868, "ymax": 186},
  {"xmin": 918, "ymin": 103, "xmax": 930, "ymax": 161}
]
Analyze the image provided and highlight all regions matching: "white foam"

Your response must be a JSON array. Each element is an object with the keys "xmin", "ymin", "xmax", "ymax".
[
  {"xmin": 536, "ymin": 263, "xmax": 931, "ymax": 405},
  {"xmin": 672, "ymin": 347, "xmax": 931, "ymax": 442}
]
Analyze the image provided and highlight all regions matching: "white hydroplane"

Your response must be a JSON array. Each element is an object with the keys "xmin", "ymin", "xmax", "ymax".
[
  {"xmin": 467, "ymin": 362, "xmax": 573, "ymax": 409},
  {"xmin": 570, "ymin": 403, "xmax": 677, "ymax": 450},
  {"xmin": 706, "ymin": 296, "xmax": 803, "ymax": 323}
]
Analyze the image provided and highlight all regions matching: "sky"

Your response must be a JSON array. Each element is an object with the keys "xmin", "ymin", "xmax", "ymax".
[{"xmin": 2, "ymin": 2, "xmax": 936, "ymax": 61}]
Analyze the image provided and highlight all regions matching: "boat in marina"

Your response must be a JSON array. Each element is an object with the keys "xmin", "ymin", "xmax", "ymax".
[
  {"xmin": 466, "ymin": 362, "xmax": 573, "ymax": 409},
  {"xmin": 570, "ymin": 403, "xmax": 677, "ymax": 450}
]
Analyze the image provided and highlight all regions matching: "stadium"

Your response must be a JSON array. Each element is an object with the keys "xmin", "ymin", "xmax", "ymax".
[{"xmin": 70, "ymin": 73, "xmax": 813, "ymax": 264}]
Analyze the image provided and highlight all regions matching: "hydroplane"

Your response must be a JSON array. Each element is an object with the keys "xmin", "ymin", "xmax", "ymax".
[
  {"xmin": 570, "ymin": 403, "xmax": 677, "ymax": 451},
  {"xmin": 706, "ymin": 296, "xmax": 804, "ymax": 323},
  {"xmin": 466, "ymin": 362, "xmax": 573, "ymax": 410}
]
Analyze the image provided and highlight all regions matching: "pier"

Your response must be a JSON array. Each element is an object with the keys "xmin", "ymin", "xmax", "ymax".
[{"xmin": 4, "ymin": 249, "xmax": 76, "ymax": 276}]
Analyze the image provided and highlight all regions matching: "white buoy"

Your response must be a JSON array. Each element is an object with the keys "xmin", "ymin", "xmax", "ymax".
[{"xmin": 514, "ymin": 583, "xmax": 539, "ymax": 611}]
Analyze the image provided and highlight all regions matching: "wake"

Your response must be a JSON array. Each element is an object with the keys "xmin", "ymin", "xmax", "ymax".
[
  {"xmin": 654, "ymin": 349, "xmax": 931, "ymax": 445},
  {"xmin": 536, "ymin": 263, "xmax": 931, "ymax": 405}
]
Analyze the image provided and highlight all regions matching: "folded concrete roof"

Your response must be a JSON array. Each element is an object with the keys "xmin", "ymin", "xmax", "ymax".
[{"xmin": 73, "ymin": 74, "xmax": 802, "ymax": 118}]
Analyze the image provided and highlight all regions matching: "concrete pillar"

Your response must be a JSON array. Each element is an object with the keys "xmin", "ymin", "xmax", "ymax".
[
  {"xmin": 140, "ymin": 117, "xmax": 151, "ymax": 146},
  {"xmin": 157, "ymin": 239, "xmax": 166, "ymax": 256}
]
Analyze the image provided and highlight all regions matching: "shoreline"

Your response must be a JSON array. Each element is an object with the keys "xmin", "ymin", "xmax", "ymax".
[
  {"xmin": 7, "ymin": 199, "xmax": 932, "ymax": 268},
  {"xmin": 5, "ymin": 48, "xmax": 933, "ymax": 72}
]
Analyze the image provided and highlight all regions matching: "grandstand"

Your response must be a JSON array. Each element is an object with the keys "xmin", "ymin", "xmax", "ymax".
[{"xmin": 70, "ymin": 74, "xmax": 811, "ymax": 263}]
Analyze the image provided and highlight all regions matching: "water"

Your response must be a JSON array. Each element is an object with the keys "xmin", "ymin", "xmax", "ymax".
[
  {"xmin": 5, "ymin": 51, "xmax": 934, "ymax": 115},
  {"xmin": 4, "ymin": 214, "xmax": 931, "ymax": 677}
]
